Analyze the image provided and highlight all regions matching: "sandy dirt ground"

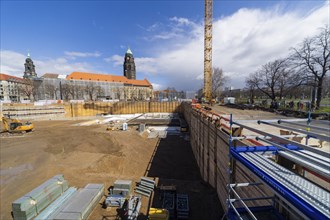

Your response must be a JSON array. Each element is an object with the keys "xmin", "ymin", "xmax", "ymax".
[
  {"xmin": 1, "ymin": 106, "xmax": 328, "ymax": 219},
  {"xmin": 0, "ymin": 117, "xmax": 222, "ymax": 220}
]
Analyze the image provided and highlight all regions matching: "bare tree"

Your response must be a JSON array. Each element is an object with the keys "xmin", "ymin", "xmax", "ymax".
[
  {"xmin": 290, "ymin": 26, "xmax": 330, "ymax": 109},
  {"xmin": 85, "ymin": 83, "xmax": 97, "ymax": 101},
  {"xmin": 66, "ymin": 83, "xmax": 84, "ymax": 100},
  {"xmin": 61, "ymin": 83, "xmax": 71, "ymax": 101},
  {"xmin": 212, "ymin": 67, "xmax": 228, "ymax": 98},
  {"xmin": 95, "ymin": 86, "xmax": 104, "ymax": 100},
  {"xmin": 44, "ymin": 83, "xmax": 56, "ymax": 99},
  {"xmin": 248, "ymin": 59, "xmax": 302, "ymax": 101},
  {"xmin": 322, "ymin": 74, "xmax": 330, "ymax": 98},
  {"xmin": 18, "ymin": 79, "xmax": 35, "ymax": 101},
  {"xmin": 245, "ymin": 76, "xmax": 256, "ymax": 104},
  {"xmin": 84, "ymin": 82, "xmax": 104, "ymax": 101}
]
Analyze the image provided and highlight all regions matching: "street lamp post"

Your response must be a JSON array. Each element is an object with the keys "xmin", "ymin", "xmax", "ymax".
[{"xmin": 59, "ymin": 80, "xmax": 63, "ymax": 100}]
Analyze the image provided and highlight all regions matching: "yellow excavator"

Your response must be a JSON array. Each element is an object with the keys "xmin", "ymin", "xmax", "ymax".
[{"xmin": 1, "ymin": 116, "xmax": 34, "ymax": 133}]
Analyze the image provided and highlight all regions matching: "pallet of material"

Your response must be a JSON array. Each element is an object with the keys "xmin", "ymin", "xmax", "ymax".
[
  {"xmin": 176, "ymin": 194, "xmax": 189, "ymax": 219},
  {"xmin": 114, "ymin": 179, "xmax": 132, "ymax": 193},
  {"xmin": 135, "ymin": 177, "xmax": 155, "ymax": 197},
  {"xmin": 12, "ymin": 174, "xmax": 69, "ymax": 220},
  {"xmin": 49, "ymin": 184, "xmax": 104, "ymax": 220},
  {"xmin": 112, "ymin": 180, "xmax": 131, "ymax": 197},
  {"xmin": 135, "ymin": 186, "xmax": 152, "ymax": 197},
  {"xmin": 162, "ymin": 192, "xmax": 175, "ymax": 217}
]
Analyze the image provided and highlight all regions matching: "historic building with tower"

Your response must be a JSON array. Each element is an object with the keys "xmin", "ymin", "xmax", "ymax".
[{"xmin": 0, "ymin": 49, "xmax": 153, "ymax": 102}]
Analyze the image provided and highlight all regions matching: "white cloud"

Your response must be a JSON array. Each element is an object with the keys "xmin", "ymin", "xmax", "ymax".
[
  {"xmin": 138, "ymin": 3, "xmax": 329, "ymax": 90},
  {"xmin": 151, "ymin": 83, "xmax": 163, "ymax": 90},
  {"xmin": 0, "ymin": 50, "xmax": 97, "ymax": 77},
  {"xmin": 169, "ymin": 16, "xmax": 194, "ymax": 26},
  {"xmin": 104, "ymin": 55, "xmax": 123, "ymax": 66},
  {"xmin": 64, "ymin": 51, "xmax": 101, "ymax": 58},
  {"xmin": 135, "ymin": 57, "xmax": 158, "ymax": 74}
]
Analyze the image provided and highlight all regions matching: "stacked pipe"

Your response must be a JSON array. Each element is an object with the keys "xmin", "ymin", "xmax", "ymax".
[{"xmin": 12, "ymin": 175, "xmax": 69, "ymax": 220}]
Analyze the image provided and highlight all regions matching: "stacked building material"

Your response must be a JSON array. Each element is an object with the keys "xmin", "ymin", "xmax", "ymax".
[
  {"xmin": 105, "ymin": 194, "xmax": 126, "ymax": 207},
  {"xmin": 135, "ymin": 177, "xmax": 155, "ymax": 197},
  {"xmin": 113, "ymin": 179, "xmax": 132, "ymax": 196},
  {"xmin": 105, "ymin": 180, "xmax": 132, "ymax": 207},
  {"xmin": 162, "ymin": 192, "xmax": 175, "ymax": 218},
  {"xmin": 176, "ymin": 194, "xmax": 189, "ymax": 219},
  {"xmin": 12, "ymin": 175, "xmax": 68, "ymax": 220},
  {"xmin": 35, "ymin": 187, "xmax": 77, "ymax": 220},
  {"xmin": 49, "ymin": 183, "xmax": 104, "ymax": 220}
]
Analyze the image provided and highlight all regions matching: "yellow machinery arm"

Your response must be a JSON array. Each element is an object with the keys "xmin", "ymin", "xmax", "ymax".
[{"xmin": 1, "ymin": 117, "xmax": 34, "ymax": 133}]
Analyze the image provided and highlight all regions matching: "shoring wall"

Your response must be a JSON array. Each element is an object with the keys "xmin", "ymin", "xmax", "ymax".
[
  {"xmin": 1, "ymin": 104, "xmax": 65, "ymax": 120},
  {"xmin": 1, "ymin": 101, "xmax": 183, "ymax": 119},
  {"xmin": 65, "ymin": 101, "xmax": 182, "ymax": 117},
  {"xmin": 182, "ymin": 103, "xmax": 272, "ymax": 212}
]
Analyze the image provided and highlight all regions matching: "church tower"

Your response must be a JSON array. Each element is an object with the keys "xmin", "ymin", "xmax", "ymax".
[
  {"xmin": 23, "ymin": 52, "xmax": 37, "ymax": 79},
  {"xmin": 123, "ymin": 48, "xmax": 136, "ymax": 80}
]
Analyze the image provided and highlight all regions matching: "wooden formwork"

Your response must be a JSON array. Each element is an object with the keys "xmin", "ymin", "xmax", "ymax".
[
  {"xmin": 64, "ymin": 101, "xmax": 182, "ymax": 117},
  {"xmin": 182, "ymin": 103, "xmax": 272, "ymax": 213},
  {"xmin": 1, "ymin": 101, "xmax": 183, "ymax": 119}
]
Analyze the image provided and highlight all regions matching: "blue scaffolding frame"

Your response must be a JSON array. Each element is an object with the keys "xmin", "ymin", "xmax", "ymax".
[{"xmin": 227, "ymin": 114, "xmax": 330, "ymax": 220}]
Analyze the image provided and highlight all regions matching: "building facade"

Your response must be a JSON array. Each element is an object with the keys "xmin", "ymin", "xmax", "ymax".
[
  {"xmin": 1, "ymin": 49, "xmax": 153, "ymax": 102},
  {"xmin": 0, "ymin": 74, "xmax": 30, "ymax": 102}
]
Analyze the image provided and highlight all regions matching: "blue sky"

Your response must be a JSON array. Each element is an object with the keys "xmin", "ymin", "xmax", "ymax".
[{"xmin": 1, "ymin": 0, "xmax": 329, "ymax": 91}]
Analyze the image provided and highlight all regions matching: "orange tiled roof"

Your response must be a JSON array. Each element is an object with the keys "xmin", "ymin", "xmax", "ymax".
[
  {"xmin": 67, "ymin": 72, "xmax": 152, "ymax": 87},
  {"xmin": 0, "ymin": 73, "xmax": 24, "ymax": 82}
]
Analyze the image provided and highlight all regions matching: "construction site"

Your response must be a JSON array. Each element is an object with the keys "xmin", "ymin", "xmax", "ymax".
[
  {"xmin": 1, "ymin": 0, "xmax": 330, "ymax": 219},
  {"xmin": 0, "ymin": 101, "xmax": 329, "ymax": 220}
]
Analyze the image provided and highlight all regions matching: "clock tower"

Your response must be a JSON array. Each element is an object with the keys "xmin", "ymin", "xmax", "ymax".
[
  {"xmin": 123, "ymin": 48, "xmax": 136, "ymax": 80},
  {"xmin": 23, "ymin": 52, "xmax": 38, "ymax": 79}
]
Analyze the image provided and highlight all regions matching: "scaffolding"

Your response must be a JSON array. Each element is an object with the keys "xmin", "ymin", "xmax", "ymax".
[{"xmin": 227, "ymin": 115, "xmax": 330, "ymax": 220}]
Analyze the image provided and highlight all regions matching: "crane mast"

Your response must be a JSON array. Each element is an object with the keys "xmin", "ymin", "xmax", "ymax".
[{"xmin": 204, "ymin": 0, "xmax": 213, "ymax": 102}]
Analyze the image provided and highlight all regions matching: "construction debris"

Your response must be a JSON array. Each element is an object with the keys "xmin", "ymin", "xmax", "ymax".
[{"xmin": 147, "ymin": 126, "xmax": 181, "ymax": 139}]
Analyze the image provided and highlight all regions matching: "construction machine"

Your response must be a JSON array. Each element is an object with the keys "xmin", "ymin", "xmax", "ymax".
[{"xmin": 1, "ymin": 117, "xmax": 34, "ymax": 133}]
